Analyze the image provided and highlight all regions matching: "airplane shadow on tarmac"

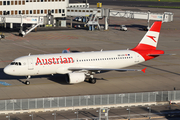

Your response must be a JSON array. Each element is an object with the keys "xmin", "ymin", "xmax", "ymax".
[
  {"xmin": 0, "ymin": 68, "xmax": 69, "ymax": 85},
  {"xmin": 0, "ymin": 68, "xmax": 108, "ymax": 85},
  {"xmin": 140, "ymin": 64, "xmax": 180, "ymax": 76}
]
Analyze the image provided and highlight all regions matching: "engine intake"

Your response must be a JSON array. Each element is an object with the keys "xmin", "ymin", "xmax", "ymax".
[{"xmin": 67, "ymin": 72, "xmax": 85, "ymax": 84}]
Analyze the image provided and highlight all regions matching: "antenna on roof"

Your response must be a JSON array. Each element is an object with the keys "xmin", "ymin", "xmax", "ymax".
[{"xmin": 28, "ymin": 53, "xmax": 31, "ymax": 56}]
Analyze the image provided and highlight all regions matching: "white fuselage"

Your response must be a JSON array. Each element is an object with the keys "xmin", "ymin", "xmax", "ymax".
[{"xmin": 4, "ymin": 50, "xmax": 145, "ymax": 76}]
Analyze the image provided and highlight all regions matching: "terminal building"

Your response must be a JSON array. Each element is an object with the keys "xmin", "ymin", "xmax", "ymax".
[{"xmin": 0, "ymin": 0, "xmax": 68, "ymax": 17}]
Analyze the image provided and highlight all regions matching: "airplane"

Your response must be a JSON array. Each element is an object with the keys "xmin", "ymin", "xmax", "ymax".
[{"xmin": 4, "ymin": 21, "xmax": 164, "ymax": 85}]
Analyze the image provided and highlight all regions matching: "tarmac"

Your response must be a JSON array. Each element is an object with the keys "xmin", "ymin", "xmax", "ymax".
[{"xmin": 0, "ymin": 5, "xmax": 179, "ymax": 101}]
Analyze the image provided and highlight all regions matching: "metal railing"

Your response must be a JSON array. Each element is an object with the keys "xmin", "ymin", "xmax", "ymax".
[{"xmin": 0, "ymin": 90, "xmax": 179, "ymax": 111}]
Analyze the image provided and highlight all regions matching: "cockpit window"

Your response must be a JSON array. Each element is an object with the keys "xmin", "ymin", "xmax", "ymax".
[
  {"xmin": 10, "ymin": 62, "xmax": 22, "ymax": 66},
  {"xmin": 10, "ymin": 62, "xmax": 15, "ymax": 65}
]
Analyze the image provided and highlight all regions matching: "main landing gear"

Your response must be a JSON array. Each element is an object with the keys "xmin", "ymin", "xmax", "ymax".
[
  {"xmin": 88, "ymin": 75, "xmax": 96, "ymax": 84},
  {"xmin": 25, "ymin": 75, "xmax": 31, "ymax": 85}
]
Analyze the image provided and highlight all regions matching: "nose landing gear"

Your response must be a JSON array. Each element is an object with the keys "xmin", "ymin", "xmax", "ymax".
[{"xmin": 25, "ymin": 75, "xmax": 31, "ymax": 85}]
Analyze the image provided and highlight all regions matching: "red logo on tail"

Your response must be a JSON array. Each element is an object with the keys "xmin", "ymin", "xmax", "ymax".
[{"xmin": 147, "ymin": 35, "xmax": 156, "ymax": 42}]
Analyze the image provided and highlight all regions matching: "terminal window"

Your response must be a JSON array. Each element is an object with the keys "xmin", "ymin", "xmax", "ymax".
[
  {"xmin": 37, "ymin": 10, "xmax": 40, "ymax": 14},
  {"xmin": 62, "ymin": 9, "xmax": 64, "ymax": 13},
  {"xmin": 51, "ymin": 9, "xmax": 54, "ymax": 13},
  {"xmin": 44, "ymin": 10, "xmax": 47, "ymax": 14},
  {"xmin": 59, "ymin": 9, "xmax": 61, "ymax": 13},
  {"xmin": 0, "ymin": 1, "xmax": 2, "ymax": 5},
  {"xmin": 3, "ymin": 1, "xmax": 6, "ymax": 5},
  {"xmin": 15, "ymin": 10, "xmax": 17, "ymax": 15},
  {"xmin": 26, "ymin": 10, "xmax": 29, "ymax": 14},
  {"xmin": 11, "ymin": 11, "xmax": 14, "ymax": 15},
  {"xmin": 15, "ymin": 1, "xmax": 18, "ymax": 5},
  {"xmin": 19, "ymin": 1, "xmax": 21, "ymax": 5},
  {"xmin": 30, "ymin": 10, "xmax": 32, "ymax": 14},
  {"xmin": 33, "ymin": 10, "xmax": 36, "ymax": 14},
  {"xmin": 7, "ymin": 1, "xmax": 10, "ymax": 5},
  {"xmin": 41, "ymin": 10, "xmax": 43, "ymax": 14},
  {"xmin": 19, "ymin": 11, "xmax": 21, "ymax": 14},
  {"xmin": 3, "ymin": 11, "xmax": 6, "ymax": 15}
]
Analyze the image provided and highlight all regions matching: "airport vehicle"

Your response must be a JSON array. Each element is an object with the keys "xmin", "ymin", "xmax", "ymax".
[
  {"xmin": 73, "ymin": 17, "xmax": 82, "ymax": 22},
  {"xmin": 4, "ymin": 21, "xmax": 164, "ymax": 85},
  {"xmin": 120, "ymin": 25, "xmax": 127, "ymax": 31}
]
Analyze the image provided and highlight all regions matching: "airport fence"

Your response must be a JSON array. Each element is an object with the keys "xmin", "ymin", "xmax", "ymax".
[{"xmin": 0, "ymin": 90, "xmax": 179, "ymax": 111}]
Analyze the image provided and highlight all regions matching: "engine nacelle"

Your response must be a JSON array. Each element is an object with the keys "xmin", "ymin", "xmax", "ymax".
[{"xmin": 67, "ymin": 73, "xmax": 85, "ymax": 84}]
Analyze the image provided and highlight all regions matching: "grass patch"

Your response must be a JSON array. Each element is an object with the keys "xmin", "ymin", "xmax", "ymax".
[
  {"xmin": 127, "ymin": 0, "xmax": 180, "ymax": 2},
  {"xmin": 149, "ymin": 5, "xmax": 180, "ymax": 9}
]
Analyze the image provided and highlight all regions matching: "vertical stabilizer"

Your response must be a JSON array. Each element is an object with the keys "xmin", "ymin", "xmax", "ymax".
[{"xmin": 132, "ymin": 21, "xmax": 162, "ymax": 50}]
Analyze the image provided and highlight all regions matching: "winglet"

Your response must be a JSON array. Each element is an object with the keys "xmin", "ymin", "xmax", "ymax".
[
  {"xmin": 62, "ymin": 48, "xmax": 70, "ymax": 53},
  {"xmin": 141, "ymin": 68, "xmax": 146, "ymax": 73}
]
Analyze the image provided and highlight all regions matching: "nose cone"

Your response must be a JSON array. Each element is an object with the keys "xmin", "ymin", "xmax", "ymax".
[{"xmin": 4, "ymin": 66, "xmax": 12, "ymax": 75}]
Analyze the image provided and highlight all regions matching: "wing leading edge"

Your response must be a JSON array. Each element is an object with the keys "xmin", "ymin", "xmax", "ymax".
[{"xmin": 68, "ymin": 67, "xmax": 146, "ymax": 73}]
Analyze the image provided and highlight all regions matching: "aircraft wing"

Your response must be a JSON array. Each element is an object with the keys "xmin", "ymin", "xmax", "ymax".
[{"xmin": 68, "ymin": 67, "xmax": 146, "ymax": 73}]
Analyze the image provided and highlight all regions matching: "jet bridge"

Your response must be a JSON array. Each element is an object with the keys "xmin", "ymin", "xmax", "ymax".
[
  {"xmin": 110, "ymin": 10, "xmax": 173, "ymax": 28},
  {"xmin": 0, "ymin": 14, "xmax": 53, "ymax": 37},
  {"xmin": 67, "ymin": 7, "xmax": 173, "ymax": 30}
]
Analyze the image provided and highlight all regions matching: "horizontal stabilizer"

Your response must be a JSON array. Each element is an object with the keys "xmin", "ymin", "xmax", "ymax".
[{"xmin": 148, "ymin": 53, "xmax": 176, "ymax": 56}]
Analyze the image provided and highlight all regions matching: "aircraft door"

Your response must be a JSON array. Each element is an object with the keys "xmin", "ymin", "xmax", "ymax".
[
  {"xmin": 28, "ymin": 59, "xmax": 34, "ymax": 70},
  {"xmin": 135, "ymin": 53, "xmax": 140, "ymax": 63}
]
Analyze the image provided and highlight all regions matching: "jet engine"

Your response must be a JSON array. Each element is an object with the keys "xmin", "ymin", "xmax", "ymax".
[{"xmin": 67, "ymin": 73, "xmax": 85, "ymax": 84}]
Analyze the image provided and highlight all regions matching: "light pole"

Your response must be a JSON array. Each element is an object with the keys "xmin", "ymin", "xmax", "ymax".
[
  {"xmin": 6, "ymin": 115, "xmax": 10, "ymax": 120},
  {"xmin": 147, "ymin": 107, "xmax": 151, "ymax": 119},
  {"xmin": 74, "ymin": 111, "xmax": 78, "ymax": 120},
  {"xmin": 126, "ymin": 108, "xmax": 130, "ymax": 120},
  {"xmin": 52, "ymin": 111, "xmax": 56, "ymax": 120},
  {"xmin": 29, "ymin": 114, "xmax": 33, "ymax": 120}
]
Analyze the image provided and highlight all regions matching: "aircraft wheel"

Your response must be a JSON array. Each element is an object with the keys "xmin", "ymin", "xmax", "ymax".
[
  {"xmin": 89, "ymin": 78, "xmax": 96, "ymax": 84},
  {"xmin": 25, "ymin": 81, "xmax": 30, "ymax": 85}
]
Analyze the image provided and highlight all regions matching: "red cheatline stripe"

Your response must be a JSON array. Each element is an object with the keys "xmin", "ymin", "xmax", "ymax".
[{"xmin": 149, "ymin": 21, "xmax": 162, "ymax": 32}]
